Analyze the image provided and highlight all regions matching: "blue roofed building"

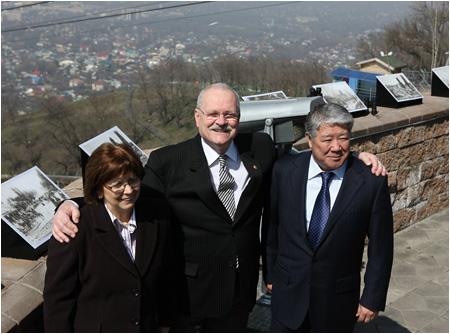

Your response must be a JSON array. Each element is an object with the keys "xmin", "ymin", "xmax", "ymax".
[
  {"xmin": 331, "ymin": 55, "xmax": 408, "ymax": 101},
  {"xmin": 330, "ymin": 68, "xmax": 380, "ymax": 101}
]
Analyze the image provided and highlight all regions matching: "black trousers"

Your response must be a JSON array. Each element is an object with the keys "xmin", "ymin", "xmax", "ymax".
[
  {"xmin": 271, "ymin": 311, "xmax": 312, "ymax": 333},
  {"xmin": 271, "ymin": 310, "xmax": 357, "ymax": 333},
  {"xmin": 171, "ymin": 272, "xmax": 249, "ymax": 333}
]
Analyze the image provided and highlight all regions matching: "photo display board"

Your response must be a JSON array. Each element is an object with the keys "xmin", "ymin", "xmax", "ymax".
[
  {"xmin": 79, "ymin": 126, "xmax": 148, "ymax": 184},
  {"xmin": 376, "ymin": 73, "xmax": 423, "ymax": 108},
  {"xmin": 431, "ymin": 66, "xmax": 449, "ymax": 97},
  {"xmin": 242, "ymin": 91, "xmax": 288, "ymax": 101},
  {"xmin": 312, "ymin": 81, "xmax": 367, "ymax": 113},
  {"xmin": 2, "ymin": 167, "xmax": 68, "ymax": 258}
]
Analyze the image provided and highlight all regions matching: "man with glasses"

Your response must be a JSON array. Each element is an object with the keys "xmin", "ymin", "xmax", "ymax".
[{"xmin": 52, "ymin": 83, "xmax": 386, "ymax": 332}]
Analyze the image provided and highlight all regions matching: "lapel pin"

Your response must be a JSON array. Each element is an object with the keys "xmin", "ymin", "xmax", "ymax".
[{"xmin": 253, "ymin": 165, "xmax": 257, "ymax": 169}]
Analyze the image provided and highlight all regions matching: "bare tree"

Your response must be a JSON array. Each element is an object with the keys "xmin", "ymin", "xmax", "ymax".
[
  {"xmin": 356, "ymin": 1, "xmax": 449, "ymax": 70},
  {"xmin": 212, "ymin": 54, "xmax": 242, "ymax": 87},
  {"xmin": 42, "ymin": 98, "xmax": 95, "ymax": 172},
  {"xmin": 146, "ymin": 57, "xmax": 199, "ymax": 127},
  {"xmin": 3, "ymin": 117, "xmax": 44, "ymax": 170},
  {"xmin": 86, "ymin": 93, "xmax": 116, "ymax": 132},
  {"xmin": 134, "ymin": 66, "xmax": 154, "ymax": 116},
  {"xmin": 1, "ymin": 94, "xmax": 20, "ymax": 122},
  {"xmin": 149, "ymin": 65, "xmax": 174, "ymax": 125},
  {"xmin": 412, "ymin": 1, "xmax": 449, "ymax": 69},
  {"xmin": 126, "ymin": 88, "xmax": 155, "ymax": 145},
  {"xmin": 163, "ymin": 58, "xmax": 194, "ymax": 127}
]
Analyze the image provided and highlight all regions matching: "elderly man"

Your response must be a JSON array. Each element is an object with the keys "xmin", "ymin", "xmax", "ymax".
[
  {"xmin": 52, "ymin": 85, "xmax": 386, "ymax": 332},
  {"xmin": 266, "ymin": 103, "xmax": 393, "ymax": 332}
]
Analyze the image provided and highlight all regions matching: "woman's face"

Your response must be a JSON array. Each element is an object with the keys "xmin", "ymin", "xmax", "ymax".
[{"xmin": 100, "ymin": 171, "xmax": 140, "ymax": 221}]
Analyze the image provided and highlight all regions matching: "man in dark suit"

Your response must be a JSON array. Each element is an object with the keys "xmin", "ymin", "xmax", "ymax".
[
  {"xmin": 265, "ymin": 103, "xmax": 393, "ymax": 332},
  {"xmin": 141, "ymin": 83, "xmax": 276, "ymax": 331},
  {"xmin": 52, "ymin": 85, "xmax": 387, "ymax": 332}
]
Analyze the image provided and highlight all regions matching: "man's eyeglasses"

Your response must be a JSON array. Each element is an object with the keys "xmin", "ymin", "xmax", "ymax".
[
  {"xmin": 197, "ymin": 108, "xmax": 239, "ymax": 121},
  {"xmin": 105, "ymin": 177, "xmax": 141, "ymax": 192}
]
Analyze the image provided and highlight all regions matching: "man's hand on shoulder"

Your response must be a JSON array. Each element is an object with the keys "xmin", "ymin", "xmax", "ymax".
[
  {"xmin": 52, "ymin": 200, "xmax": 81, "ymax": 243},
  {"xmin": 357, "ymin": 152, "xmax": 387, "ymax": 177}
]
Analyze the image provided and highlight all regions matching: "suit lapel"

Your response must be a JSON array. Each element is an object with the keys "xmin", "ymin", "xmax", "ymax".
[
  {"xmin": 134, "ymin": 205, "xmax": 158, "ymax": 277},
  {"xmin": 189, "ymin": 135, "xmax": 232, "ymax": 222},
  {"xmin": 93, "ymin": 206, "xmax": 139, "ymax": 277},
  {"xmin": 293, "ymin": 152, "xmax": 314, "ymax": 254},
  {"xmin": 233, "ymin": 150, "xmax": 261, "ymax": 225},
  {"xmin": 318, "ymin": 156, "xmax": 365, "ymax": 248}
]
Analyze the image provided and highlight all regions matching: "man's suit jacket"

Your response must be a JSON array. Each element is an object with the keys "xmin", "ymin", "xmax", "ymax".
[
  {"xmin": 266, "ymin": 152, "xmax": 393, "ymax": 332},
  {"xmin": 143, "ymin": 133, "xmax": 275, "ymax": 318},
  {"xmin": 44, "ymin": 195, "xmax": 174, "ymax": 332}
]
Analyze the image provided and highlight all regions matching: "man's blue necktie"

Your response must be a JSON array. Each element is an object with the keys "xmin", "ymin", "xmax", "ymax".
[{"xmin": 308, "ymin": 172, "xmax": 333, "ymax": 250}]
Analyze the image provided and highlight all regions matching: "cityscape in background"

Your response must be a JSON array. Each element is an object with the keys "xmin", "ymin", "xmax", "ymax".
[{"xmin": 2, "ymin": 1, "xmax": 415, "ymax": 112}]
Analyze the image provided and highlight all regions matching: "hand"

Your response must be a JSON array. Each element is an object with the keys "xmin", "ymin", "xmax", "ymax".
[
  {"xmin": 266, "ymin": 284, "xmax": 272, "ymax": 294},
  {"xmin": 157, "ymin": 326, "xmax": 170, "ymax": 333},
  {"xmin": 52, "ymin": 200, "xmax": 81, "ymax": 243},
  {"xmin": 358, "ymin": 152, "xmax": 387, "ymax": 177},
  {"xmin": 356, "ymin": 304, "xmax": 379, "ymax": 323}
]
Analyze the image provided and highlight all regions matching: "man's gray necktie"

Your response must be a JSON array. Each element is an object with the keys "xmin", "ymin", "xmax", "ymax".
[
  {"xmin": 217, "ymin": 155, "xmax": 236, "ymax": 220},
  {"xmin": 308, "ymin": 172, "xmax": 333, "ymax": 250}
]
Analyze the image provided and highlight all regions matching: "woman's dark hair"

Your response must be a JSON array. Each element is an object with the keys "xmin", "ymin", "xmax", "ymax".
[{"xmin": 84, "ymin": 143, "xmax": 145, "ymax": 205}]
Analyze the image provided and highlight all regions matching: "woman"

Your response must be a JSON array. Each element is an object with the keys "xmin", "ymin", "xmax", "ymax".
[{"xmin": 44, "ymin": 143, "xmax": 173, "ymax": 332}]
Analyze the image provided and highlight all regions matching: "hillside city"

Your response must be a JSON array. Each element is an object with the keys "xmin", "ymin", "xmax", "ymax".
[{"xmin": 1, "ymin": 1, "xmax": 414, "ymax": 114}]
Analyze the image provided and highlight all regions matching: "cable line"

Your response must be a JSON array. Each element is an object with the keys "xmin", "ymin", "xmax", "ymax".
[
  {"xmin": 2, "ymin": 1, "xmax": 212, "ymax": 33},
  {"xmin": 1, "ymin": 1, "xmax": 52, "ymax": 11},
  {"xmin": 3, "ymin": 1, "xmax": 169, "ymax": 30},
  {"xmin": 3, "ymin": 1, "xmax": 299, "ymax": 43}
]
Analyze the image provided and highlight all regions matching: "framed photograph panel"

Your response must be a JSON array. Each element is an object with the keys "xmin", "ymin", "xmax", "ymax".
[
  {"xmin": 79, "ymin": 126, "xmax": 148, "ymax": 165},
  {"xmin": 242, "ymin": 91, "xmax": 288, "ymax": 101},
  {"xmin": 431, "ymin": 66, "xmax": 449, "ymax": 97},
  {"xmin": 376, "ymin": 73, "xmax": 423, "ymax": 107},
  {"xmin": 79, "ymin": 126, "xmax": 148, "ymax": 184},
  {"xmin": 312, "ymin": 81, "xmax": 367, "ymax": 113},
  {"xmin": 2, "ymin": 167, "xmax": 68, "ymax": 258}
]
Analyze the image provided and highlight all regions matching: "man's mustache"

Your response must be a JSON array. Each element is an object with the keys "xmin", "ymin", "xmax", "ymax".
[{"xmin": 209, "ymin": 124, "xmax": 233, "ymax": 131}]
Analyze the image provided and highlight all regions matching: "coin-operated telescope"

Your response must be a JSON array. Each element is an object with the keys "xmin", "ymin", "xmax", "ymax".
[{"xmin": 239, "ymin": 96, "xmax": 325, "ymax": 157}]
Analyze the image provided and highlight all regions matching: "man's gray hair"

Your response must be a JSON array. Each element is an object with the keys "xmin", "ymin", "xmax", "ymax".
[
  {"xmin": 196, "ymin": 83, "xmax": 241, "ymax": 113},
  {"xmin": 305, "ymin": 103, "xmax": 354, "ymax": 141}
]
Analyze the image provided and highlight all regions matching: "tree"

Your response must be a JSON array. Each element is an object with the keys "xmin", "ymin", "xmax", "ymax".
[
  {"xmin": 212, "ymin": 54, "xmax": 242, "ymax": 88},
  {"xmin": 41, "ymin": 98, "xmax": 96, "ymax": 172},
  {"xmin": 412, "ymin": 1, "xmax": 449, "ymax": 69},
  {"xmin": 356, "ymin": 1, "xmax": 449, "ymax": 70},
  {"xmin": 134, "ymin": 66, "xmax": 154, "ymax": 116},
  {"xmin": 87, "ymin": 92, "xmax": 115, "ymax": 132},
  {"xmin": 1, "ymin": 94, "xmax": 20, "ymax": 122},
  {"xmin": 146, "ymin": 57, "xmax": 199, "ymax": 127},
  {"xmin": 6, "ymin": 117, "xmax": 44, "ymax": 169}
]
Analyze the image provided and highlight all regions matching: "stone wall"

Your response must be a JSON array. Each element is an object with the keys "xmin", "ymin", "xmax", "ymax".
[{"xmin": 352, "ymin": 117, "xmax": 448, "ymax": 232}]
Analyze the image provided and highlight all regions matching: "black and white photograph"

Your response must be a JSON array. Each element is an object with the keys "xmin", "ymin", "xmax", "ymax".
[
  {"xmin": 242, "ymin": 91, "xmax": 288, "ymax": 101},
  {"xmin": 312, "ymin": 81, "xmax": 367, "ymax": 113},
  {"xmin": 376, "ymin": 73, "xmax": 423, "ymax": 102},
  {"xmin": 1, "ymin": 167, "xmax": 68, "ymax": 248},
  {"xmin": 432, "ymin": 66, "xmax": 449, "ymax": 88},
  {"xmin": 79, "ymin": 126, "xmax": 148, "ymax": 165}
]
